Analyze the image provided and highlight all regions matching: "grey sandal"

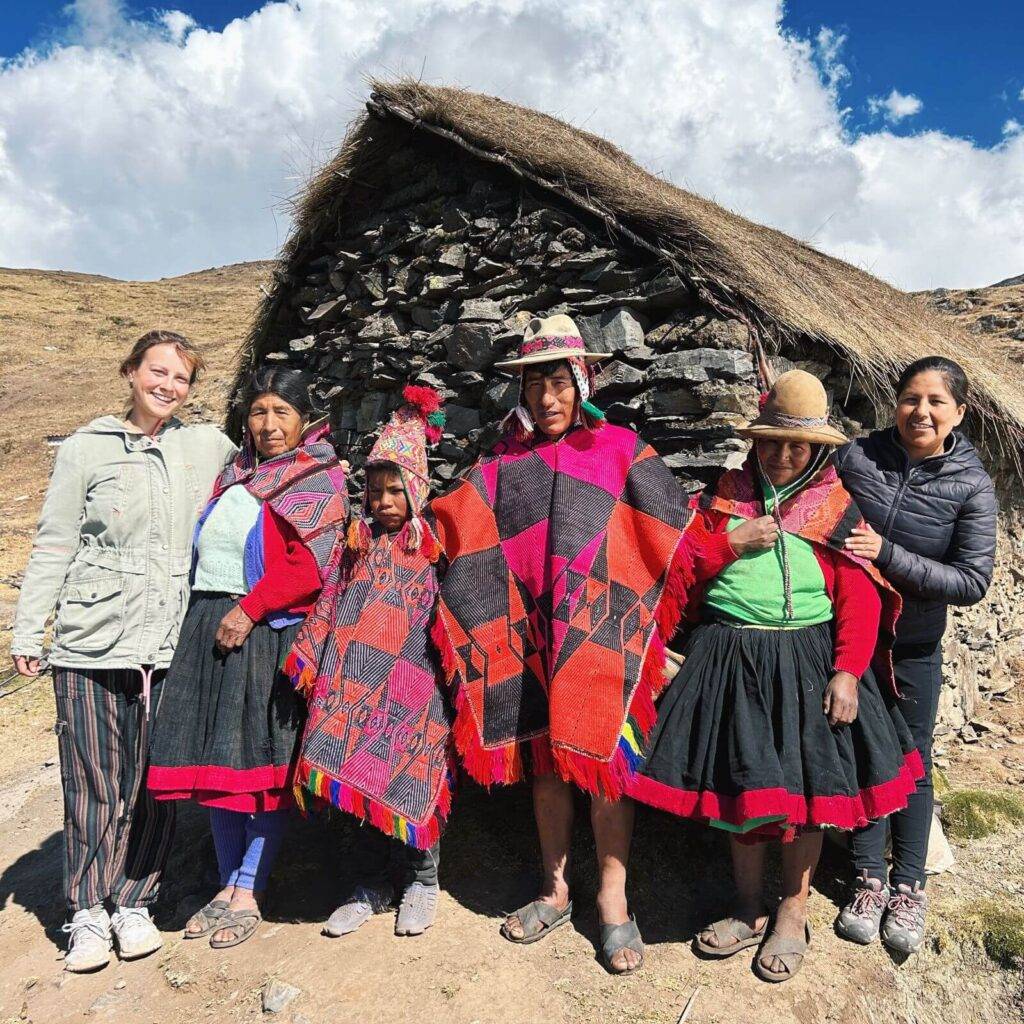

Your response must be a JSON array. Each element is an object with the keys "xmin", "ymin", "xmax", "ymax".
[
  {"xmin": 209, "ymin": 907, "xmax": 262, "ymax": 949},
  {"xmin": 183, "ymin": 899, "xmax": 230, "ymax": 939},
  {"xmin": 500, "ymin": 899, "xmax": 573, "ymax": 944},
  {"xmin": 600, "ymin": 915, "xmax": 644, "ymax": 975},
  {"xmin": 694, "ymin": 915, "xmax": 768, "ymax": 958},
  {"xmin": 754, "ymin": 920, "xmax": 812, "ymax": 982}
]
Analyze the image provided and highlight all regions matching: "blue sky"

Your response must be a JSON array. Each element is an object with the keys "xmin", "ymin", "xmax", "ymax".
[
  {"xmin": 784, "ymin": 1, "xmax": 1024, "ymax": 147},
  {"xmin": 0, "ymin": 1, "xmax": 1021, "ymax": 286},
  {"xmin": 6, "ymin": 1, "xmax": 1021, "ymax": 145}
]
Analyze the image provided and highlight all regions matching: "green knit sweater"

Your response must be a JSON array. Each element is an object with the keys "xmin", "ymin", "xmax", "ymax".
[{"xmin": 703, "ymin": 475, "xmax": 834, "ymax": 627}]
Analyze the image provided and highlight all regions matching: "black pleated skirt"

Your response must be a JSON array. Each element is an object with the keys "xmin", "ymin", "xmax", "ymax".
[
  {"xmin": 148, "ymin": 593, "xmax": 305, "ymax": 812},
  {"xmin": 630, "ymin": 620, "xmax": 924, "ymax": 839}
]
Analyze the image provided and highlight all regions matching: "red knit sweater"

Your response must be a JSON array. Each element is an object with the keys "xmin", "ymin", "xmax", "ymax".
[
  {"xmin": 687, "ymin": 509, "xmax": 881, "ymax": 679},
  {"xmin": 237, "ymin": 506, "xmax": 321, "ymax": 622}
]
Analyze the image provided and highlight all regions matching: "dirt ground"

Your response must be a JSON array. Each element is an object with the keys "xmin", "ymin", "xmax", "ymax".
[{"xmin": 0, "ymin": 264, "xmax": 1021, "ymax": 1024}]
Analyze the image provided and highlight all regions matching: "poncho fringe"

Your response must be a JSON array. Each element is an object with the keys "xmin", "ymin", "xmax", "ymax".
[{"xmin": 430, "ymin": 530, "xmax": 698, "ymax": 799}]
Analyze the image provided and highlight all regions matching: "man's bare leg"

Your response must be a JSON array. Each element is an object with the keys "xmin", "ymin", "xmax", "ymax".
[{"xmin": 590, "ymin": 794, "xmax": 639, "ymax": 971}]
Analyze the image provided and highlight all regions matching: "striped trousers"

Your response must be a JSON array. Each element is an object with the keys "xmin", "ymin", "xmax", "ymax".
[{"xmin": 53, "ymin": 668, "xmax": 176, "ymax": 914}]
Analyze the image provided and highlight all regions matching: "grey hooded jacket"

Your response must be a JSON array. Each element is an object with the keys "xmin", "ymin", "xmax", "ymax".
[{"xmin": 12, "ymin": 416, "xmax": 236, "ymax": 669}]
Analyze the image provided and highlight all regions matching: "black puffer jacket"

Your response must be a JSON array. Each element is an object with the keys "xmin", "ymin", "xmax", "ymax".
[{"xmin": 834, "ymin": 428, "xmax": 997, "ymax": 644}]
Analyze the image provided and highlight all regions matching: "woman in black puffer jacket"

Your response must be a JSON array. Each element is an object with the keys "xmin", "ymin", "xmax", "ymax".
[{"xmin": 832, "ymin": 356, "xmax": 997, "ymax": 955}]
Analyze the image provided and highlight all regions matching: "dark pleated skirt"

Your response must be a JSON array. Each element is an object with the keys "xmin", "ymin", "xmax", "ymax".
[
  {"xmin": 630, "ymin": 620, "xmax": 924, "ymax": 838},
  {"xmin": 148, "ymin": 593, "xmax": 305, "ymax": 812}
]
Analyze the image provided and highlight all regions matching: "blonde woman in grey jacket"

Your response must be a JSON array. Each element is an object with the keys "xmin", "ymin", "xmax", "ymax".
[{"xmin": 11, "ymin": 330, "xmax": 236, "ymax": 972}]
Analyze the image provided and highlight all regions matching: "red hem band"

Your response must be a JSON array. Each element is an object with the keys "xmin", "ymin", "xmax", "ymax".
[{"xmin": 628, "ymin": 749, "xmax": 925, "ymax": 832}]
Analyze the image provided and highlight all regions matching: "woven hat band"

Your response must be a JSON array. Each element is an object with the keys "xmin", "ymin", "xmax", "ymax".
[
  {"xmin": 520, "ymin": 334, "xmax": 586, "ymax": 358},
  {"xmin": 759, "ymin": 410, "xmax": 832, "ymax": 429}
]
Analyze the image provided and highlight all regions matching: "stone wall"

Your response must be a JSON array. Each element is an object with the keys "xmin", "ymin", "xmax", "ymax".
[
  {"xmin": 253, "ymin": 137, "xmax": 869, "ymax": 494},
  {"xmin": 249, "ymin": 133, "xmax": 1019, "ymax": 739}
]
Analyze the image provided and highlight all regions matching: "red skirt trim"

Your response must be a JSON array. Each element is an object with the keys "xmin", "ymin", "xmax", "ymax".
[
  {"xmin": 147, "ymin": 762, "xmax": 295, "ymax": 812},
  {"xmin": 629, "ymin": 748, "xmax": 925, "ymax": 833}
]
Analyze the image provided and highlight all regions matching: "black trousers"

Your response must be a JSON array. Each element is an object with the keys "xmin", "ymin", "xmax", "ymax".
[
  {"xmin": 54, "ymin": 668, "xmax": 176, "ymax": 914},
  {"xmin": 348, "ymin": 825, "xmax": 440, "ymax": 892},
  {"xmin": 850, "ymin": 641, "xmax": 943, "ymax": 889}
]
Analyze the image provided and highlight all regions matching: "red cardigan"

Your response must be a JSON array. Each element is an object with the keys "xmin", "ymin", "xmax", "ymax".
[
  {"xmin": 687, "ymin": 509, "xmax": 881, "ymax": 679},
  {"xmin": 237, "ymin": 506, "xmax": 321, "ymax": 623}
]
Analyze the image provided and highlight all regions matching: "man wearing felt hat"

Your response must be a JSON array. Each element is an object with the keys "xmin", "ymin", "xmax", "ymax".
[{"xmin": 429, "ymin": 314, "xmax": 704, "ymax": 973}]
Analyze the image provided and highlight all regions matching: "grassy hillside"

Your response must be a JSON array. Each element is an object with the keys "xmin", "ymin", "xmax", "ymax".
[{"xmin": 0, "ymin": 261, "xmax": 273, "ymax": 650}]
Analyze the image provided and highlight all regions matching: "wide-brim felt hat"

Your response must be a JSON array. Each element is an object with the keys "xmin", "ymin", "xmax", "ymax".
[
  {"xmin": 494, "ymin": 314, "xmax": 609, "ymax": 370},
  {"xmin": 736, "ymin": 369, "xmax": 849, "ymax": 446}
]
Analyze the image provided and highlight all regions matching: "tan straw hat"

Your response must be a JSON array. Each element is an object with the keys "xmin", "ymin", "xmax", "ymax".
[
  {"xmin": 494, "ymin": 314, "xmax": 609, "ymax": 370},
  {"xmin": 737, "ymin": 369, "xmax": 848, "ymax": 446}
]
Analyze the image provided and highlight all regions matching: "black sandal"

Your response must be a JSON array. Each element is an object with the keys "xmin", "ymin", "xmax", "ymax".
[
  {"xmin": 500, "ymin": 899, "xmax": 573, "ymax": 944},
  {"xmin": 600, "ymin": 915, "xmax": 644, "ymax": 975}
]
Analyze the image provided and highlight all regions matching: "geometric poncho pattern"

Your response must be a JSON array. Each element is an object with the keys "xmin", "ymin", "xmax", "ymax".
[
  {"xmin": 429, "ymin": 423, "xmax": 695, "ymax": 799},
  {"xmin": 699, "ymin": 454, "xmax": 903, "ymax": 695},
  {"xmin": 286, "ymin": 530, "xmax": 454, "ymax": 849}
]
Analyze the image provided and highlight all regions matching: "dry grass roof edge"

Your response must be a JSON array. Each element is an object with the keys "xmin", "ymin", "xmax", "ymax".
[{"xmin": 234, "ymin": 77, "xmax": 1024, "ymax": 462}]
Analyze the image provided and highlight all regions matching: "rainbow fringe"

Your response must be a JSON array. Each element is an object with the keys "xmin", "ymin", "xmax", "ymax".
[
  {"xmin": 284, "ymin": 649, "xmax": 316, "ymax": 698},
  {"xmin": 296, "ymin": 765, "xmax": 453, "ymax": 850}
]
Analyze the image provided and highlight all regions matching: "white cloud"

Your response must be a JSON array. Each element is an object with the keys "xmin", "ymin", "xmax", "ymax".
[
  {"xmin": 1005, "ymin": 119, "xmax": 1023, "ymax": 137},
  {"xmin": 0, "ymin": 0, "xmax": 1020, "ymax": 289},
  {"xmin": 867, "ymin": 88, "xmax": 924, "ymax": 123},
  {"xmin": 159, "ymin": 10, "xmax": 196, "ymax": 44}
]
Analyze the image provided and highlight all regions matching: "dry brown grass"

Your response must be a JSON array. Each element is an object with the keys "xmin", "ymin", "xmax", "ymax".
[
  {"xmin": 0, "ymin": 262, "xmax": 272, "ymax": 662},
  {"xmin": 237, "ymin": 78, "xmax": 1024, "ymax": 465}
]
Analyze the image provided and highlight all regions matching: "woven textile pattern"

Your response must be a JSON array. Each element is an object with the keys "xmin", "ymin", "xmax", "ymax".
[
  {"xmin": 286, "ymin": 531, "xmax": 454, "ymax": 849},
  {"xmin": 214, "ymin": 422, "xmax": 349, "ymax": 574},
  {"xmin": 699, "ymin": 454, "xmax": 902, "ymax": 691},
  {"xmin": 429, "ymin": 423, "xmax": 694, "ymax": 798}
]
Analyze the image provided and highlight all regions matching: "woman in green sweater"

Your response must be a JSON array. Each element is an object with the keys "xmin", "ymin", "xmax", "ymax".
[{"xmin": 631, "ymin": 371, "xmax": 922, "ymax": 983}]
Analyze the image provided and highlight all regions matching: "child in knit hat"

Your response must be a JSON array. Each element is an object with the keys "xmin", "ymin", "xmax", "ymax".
[{"xmin": 286, "ymin": 385, "xmax": 455, "ymax": 939}]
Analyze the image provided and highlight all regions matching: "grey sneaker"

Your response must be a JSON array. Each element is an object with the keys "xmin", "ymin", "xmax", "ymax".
[
  {"xmin": 836, "ymin": 872, "xmax": 889, "ymax": 944},
  {"xmin": 111, "ymin": 905, "xmax": 163, "ymax": 960},
  {"xmin": 62, "ymin": 906, "xmax": 112, "ymax": 973},
  {"xmin": 323, "ymin": 884, "xmax": 393, "ymax": 938},
  {"xmin": 395, "ymin": 882, "xmax": 439, "ymax": 936},
  {"xmin": 881, "ymin": 882, "xmax": 928, "ymax": 954}
]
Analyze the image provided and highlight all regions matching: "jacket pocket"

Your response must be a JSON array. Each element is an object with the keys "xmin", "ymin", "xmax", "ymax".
[
  {"xmin": 111, "ymin": 464, "xmax": 142, "ymax": 516},
  {"xmin": 55, "ymin": 574, "xmax": 128, "ymax": 653}
]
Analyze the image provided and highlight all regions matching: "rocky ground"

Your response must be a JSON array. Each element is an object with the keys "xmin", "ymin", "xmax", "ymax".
[{"xmin": 0, "ymin": 264, "xmax": 1021, "ymax": 1024}]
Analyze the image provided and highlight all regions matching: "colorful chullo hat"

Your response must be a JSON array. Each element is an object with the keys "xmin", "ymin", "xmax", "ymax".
[
  {"xmin": 496, "ymin": 314, "xmax": 608, "ymax": 437},
  {"xmin": 349, "ymin": 384, "xmax": 445, "ymax": 557}
]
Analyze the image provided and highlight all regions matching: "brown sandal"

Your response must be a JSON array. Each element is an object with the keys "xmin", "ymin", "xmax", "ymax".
[
  {"xmin": 209, "ymin": 907, "xmax": 262, "ymax": 949},
  {"xmin": 183, "ymin": 899, "xmax": 230, "ymax": 939}
]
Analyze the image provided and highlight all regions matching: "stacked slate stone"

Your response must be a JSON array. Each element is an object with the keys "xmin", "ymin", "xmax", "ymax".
[{"xmin": 257, "ymin": 153, "xmax": 864, "ymax": 495}]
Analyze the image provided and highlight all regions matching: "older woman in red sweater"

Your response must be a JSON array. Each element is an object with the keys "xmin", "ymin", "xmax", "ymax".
[{"xmin": 148, "ymin": 368, "xmax": 348, "ymax": 948}]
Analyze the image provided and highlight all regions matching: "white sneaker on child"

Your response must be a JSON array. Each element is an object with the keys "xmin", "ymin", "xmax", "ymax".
[
  {"xmin": 111, "ymin": 905, "xmax": 163, "ymax": 960},
  {"xmin": 62, "ymin": 906, "xmax": 112, "ymax": 972}
]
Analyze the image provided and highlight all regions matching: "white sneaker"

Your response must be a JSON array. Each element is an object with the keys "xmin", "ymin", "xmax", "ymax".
[
  {"xmin": 111, "ymin": 905, "xmax": 163, "ymax": 960},
  {"xmin": 62, "ymin": 906, "xmax": 112, "ymax": 973}
]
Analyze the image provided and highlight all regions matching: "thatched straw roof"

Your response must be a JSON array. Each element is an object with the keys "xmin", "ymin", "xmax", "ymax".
[{"xmin": 236, "ymin": 78, "xmax": 1024, "ymax": 463}]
